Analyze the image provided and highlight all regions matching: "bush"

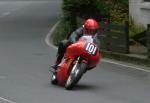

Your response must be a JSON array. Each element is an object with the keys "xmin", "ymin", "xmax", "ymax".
[
  {"xmin": 110, "ymin": 3, "xmax": 128, "ymax": 24},
  {"xmin": 62, "ymin": 0, "xmax": 128, "ymax": 23},
  {"xmin": 62, "ymin": 0, "xmax": 112, "ymax": 23},
  {"xmin": 52, "ymin": 19, "xmax": 71, "ymax": 46},
  {"xmin": 129, "ymin": 18, "xmax": 146, "ymax": 38}
]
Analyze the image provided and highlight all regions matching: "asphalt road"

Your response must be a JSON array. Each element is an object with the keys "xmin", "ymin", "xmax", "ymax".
[{"xmin": 0, "ymin": 0, "xmax": 150, "ymax": 103}]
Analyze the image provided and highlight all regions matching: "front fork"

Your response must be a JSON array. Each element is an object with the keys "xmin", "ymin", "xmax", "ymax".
[
  {"xmin": 71, "ymin": 57, "xmax": 80, "ymax": 74},
  {"xmin": 71, "ymin": 57, "xmax": 88, "ymax": 74}
]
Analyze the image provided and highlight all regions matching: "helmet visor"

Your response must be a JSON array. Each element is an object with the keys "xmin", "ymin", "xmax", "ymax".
[{"xmin": 85, "ymin": 29, "xmax": 98, "ymax": 35}]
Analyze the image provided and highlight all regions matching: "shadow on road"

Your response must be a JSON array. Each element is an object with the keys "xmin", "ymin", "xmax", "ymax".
[
  {"xmin": 73, "ymin": 83, "xmax": 100, "ymax": 91},
  {"xmin": 48, "ymin": 82, "xmax": 101, "ymax": 91}
]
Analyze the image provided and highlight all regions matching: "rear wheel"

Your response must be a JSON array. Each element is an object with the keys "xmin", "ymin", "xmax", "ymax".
[{"xmin": 65, "ymin": 62, "xmax": 87, "ymax": 90}]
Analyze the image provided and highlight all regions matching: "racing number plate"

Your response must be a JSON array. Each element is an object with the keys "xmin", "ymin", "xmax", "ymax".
[{"xmin": 84, "ymin": 43, "xmax": 97, "ymax": 56}]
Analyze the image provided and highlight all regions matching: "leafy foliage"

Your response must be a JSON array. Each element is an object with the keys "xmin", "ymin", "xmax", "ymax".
[
  {"xmin": 129, "ymin": 17, "xmax": 146, "ymax": 38},
  {"xmin": 110, "ymin": 3, "xmax": 128, "ymax": 23},
  {"xmin": 62, "ymin": 0, "xmax": 128, "ymax": 23},
  {"xmin": 52, "ymin": 19, "xmax": 71, "ymax": 46}
]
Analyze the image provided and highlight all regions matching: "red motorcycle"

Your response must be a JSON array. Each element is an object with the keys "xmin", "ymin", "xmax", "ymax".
[{"xmin": 50, "ymin": 35, "xmax": 101, "ymax": 90}]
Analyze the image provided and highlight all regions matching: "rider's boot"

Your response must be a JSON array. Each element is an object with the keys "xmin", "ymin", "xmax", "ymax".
[
  {"xmin": 51, "ymin": 40, "xmax": 67, "ymax": 72},
  {"xmin": 51, "ymin": 63, "xmax": 58, "ymax": 70},
  {"xmin": 51, "ymin": 54, "xmax": 63, "ymax": 72},
  {"xmin": 51, "ymin": 61, "xmax": 59, "ymax": 72}
]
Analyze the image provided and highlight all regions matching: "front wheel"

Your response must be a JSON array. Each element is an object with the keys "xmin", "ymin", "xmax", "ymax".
[
  {"xmin": 65, "ymin": 62, "xmax": 87, "ymax": 90},
  {"xmin": 51, "ymin": 73, "xmax": 58, "ymax": 85}
]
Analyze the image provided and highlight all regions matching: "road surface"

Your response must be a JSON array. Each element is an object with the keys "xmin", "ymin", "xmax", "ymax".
[{"xmin": 0, "ymin": 0, "xmax": 150, "ymax": 103}]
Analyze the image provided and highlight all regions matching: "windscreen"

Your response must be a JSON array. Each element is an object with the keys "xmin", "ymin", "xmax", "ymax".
[{"xmin": 79, "ymin": 35, "xmax": 94, "ymax": 43}]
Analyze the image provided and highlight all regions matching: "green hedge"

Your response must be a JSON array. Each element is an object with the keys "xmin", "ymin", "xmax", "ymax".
[
  {"xmin": 52, "ymin": 19, "xmax": 71, "ymax": 46},
  {"xmin": 62, "ymin": 0, "xmax": 110, "ymax": 16},
  {"xmin": 110, "ymin": 3, "xmax": 128, "ymax": 23},
  {"xmin": 129, "ymin": 17, "xmax": 146, "ymax": 38},
  {"xmin": 62, "ymin": 0, "xmax": 128, "ymax": 22}
]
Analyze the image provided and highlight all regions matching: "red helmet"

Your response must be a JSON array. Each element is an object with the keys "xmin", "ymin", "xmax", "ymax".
[{"xmin": 84, "ymin": 18, "xmax": 99, "ymax": 35}]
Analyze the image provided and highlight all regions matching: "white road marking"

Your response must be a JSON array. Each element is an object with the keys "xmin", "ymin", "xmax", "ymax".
[
  {"xmin": 101, "ymin": 59, "xmax": 150, "ymax": 73},
  {"xmin": 45, "ymin": 21, "xmax": 60, "ymax": 50},
  {"xmin": 45, "ymin": 21, "xmax": 150, "ymax": 73},
  {"xmin": 0, "ymin": 97, "xmax": 16, "ymax": 103},
  {"xmin": 0, "ymin": 12, "xmax": 10, "ymax": 18}
]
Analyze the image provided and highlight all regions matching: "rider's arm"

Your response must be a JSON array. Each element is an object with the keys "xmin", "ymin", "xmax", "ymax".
[{"xmin": 68, "ymin": 27, "xmax": 83, "ymax": 43}]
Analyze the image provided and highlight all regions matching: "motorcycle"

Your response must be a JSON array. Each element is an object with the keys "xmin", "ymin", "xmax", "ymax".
[{"xmin": 50, "ymin": 34, "xmax": 101, "ymax": 90}]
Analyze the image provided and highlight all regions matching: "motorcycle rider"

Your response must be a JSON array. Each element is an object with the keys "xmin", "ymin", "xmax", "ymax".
[{"xmin": 51, "ymin": 18, "xmax": 100, "ymax": 72}]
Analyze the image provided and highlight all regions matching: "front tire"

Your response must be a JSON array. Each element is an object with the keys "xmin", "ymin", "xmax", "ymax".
[
  {"xmin": 65, "ymin": 62, "xmax": 87, "ymax": 90},
  {"xmin": 51, "ymin": 73, "xmax": 57, "ymax": 85}
]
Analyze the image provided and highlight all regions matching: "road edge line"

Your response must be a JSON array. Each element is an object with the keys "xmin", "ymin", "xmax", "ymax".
[
  {"xmin": 45, "ymin": 21, "xmax": 60, "ymax": 49},
  {"xmin": 0, "ymin": 97, "xmax": 16, "ymax": 103},
  {"xmin": 101, "ymin": 59, "xmax": 150, "ymax": 73}
]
